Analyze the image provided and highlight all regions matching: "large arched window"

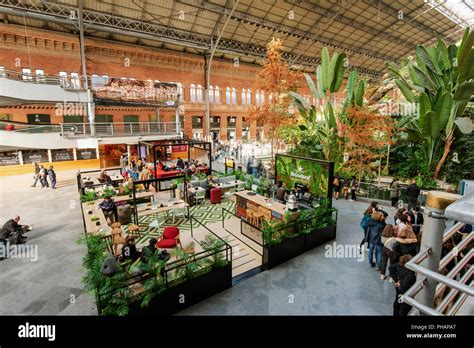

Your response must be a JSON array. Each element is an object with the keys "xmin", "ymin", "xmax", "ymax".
[
  {"xmin": 246, "ymin": 89, "xmax": 252, "ymax": 105},
  {"xmin": 214, "ymin": 86, "xmax": 221, "ymax": 103},
  {"xmin": 226, "ymin": 87, "xmax": 231, "ymax": 104},
  {"xmin": 190, "ymin": 84, "xmax": 196, "ymax": 103},
  {"xmin": 241, "ymin": 88, "xmax": 247, "ymax": 105},
  {"xmin": 209, "ymin": 85, "xmax": 215, "ymax": 104},
  {"xmin": 255, "ymin": 90, "xmax": 265, "ymax": 106},
  {"xmin": 231, "ymin": 87, "xmax": 237, "ymax": 104},
  {"xmin": 196, "ymin": 84, "xmax": 203, "ymax": 103}
]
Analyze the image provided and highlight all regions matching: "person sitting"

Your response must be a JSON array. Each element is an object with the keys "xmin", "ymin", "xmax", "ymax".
[
  {"xmin": 98, "ymin": 170, "xmax": 113, "ymax": 186},
  {"xmin": 121, "ymin": 235, "xmax": 141, "ymax": 262},
  {"xmin": 98, "ymin": 197, "xmax": 116, "ymax": 223},
  {"xmin": 176, "ymin": 157, "xmax": 185, "ymax": 170},
  {"xmin": 141, "ymin": 238, "xmax": 158, "ymax": 263},
  {"xmin": 0, "ymin": 216, "xmax": 28, "ymax": 244}
]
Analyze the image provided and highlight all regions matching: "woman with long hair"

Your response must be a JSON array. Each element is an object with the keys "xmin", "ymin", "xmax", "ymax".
[
  {"xmin": 366, "ymin": 211, "xmax": 386, "ymax": 270},
  {"xmin": 380, "ymin": 224, "xmax": 397, "ymax": 280}
]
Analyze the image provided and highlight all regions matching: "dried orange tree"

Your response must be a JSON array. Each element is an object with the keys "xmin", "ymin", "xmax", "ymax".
[
  {"xmin": 248, "ymin": 38, "xmax": 300, "ymax": 157},
  {"xmin": 340, "ymin": 106, "xmax": 395, "ymax": 180}
]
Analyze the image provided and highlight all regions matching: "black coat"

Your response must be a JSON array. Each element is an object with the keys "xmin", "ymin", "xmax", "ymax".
[
  {"xmin": 392, "ymin": 239, "xmax": 419, "ymax": 263},
  {"xmin": 0, "ymin": 219, "xmax": 20, "ymax": 239},
  {"xmin": 366, "ymin": 220, "xmax": 385, "ymax": 245},
  {"xmin": 406, "ymin": 183, "xmax": 420, "ymax": 199},
  {"xmin": 394, "ymin": 264, "xmax": 416, "ymax": 292}
]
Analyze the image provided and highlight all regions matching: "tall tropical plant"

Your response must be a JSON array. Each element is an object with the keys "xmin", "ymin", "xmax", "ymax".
[
  {"xmin": 288, "ymin": 47, "xmax": 366, "ymax": 162},
  {"xmin": 388, "ymin": 28, "xmax": 474, "ymax": 178}
]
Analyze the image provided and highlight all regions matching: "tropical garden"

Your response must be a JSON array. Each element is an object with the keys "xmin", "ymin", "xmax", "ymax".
[{"xmin": 252, "ymin": 28, "xmax": 474, "ymax": 190}]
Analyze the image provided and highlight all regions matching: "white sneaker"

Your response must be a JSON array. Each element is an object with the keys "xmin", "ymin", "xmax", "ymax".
[
  {"xmin": 389, "ymin": 277, "xmax": 394, "ymax": 283},
  {"xmin": 380, "ymin": 274, "xmax": 387, "ymax": 280}
]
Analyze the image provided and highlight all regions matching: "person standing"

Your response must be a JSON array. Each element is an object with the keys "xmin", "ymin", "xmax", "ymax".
[
  {"xmin": 349, "ymin": 176, "xmax": 358, "ymax": 201},
  {"xmin": 380, "ymin": 224, "xmax": 397, "ymax": 280},
  {"xmin": 411, "ymin": 206, "xmax": 424, "ymax": 235},
  {"xmin": 252, "ymin": 156, "xmax": 260, "ymax": 178},
  {"xmin": 247, "ymin": 156, "xmax": 253, "ymax": 175},
  {"xmin": 406, "ymin": 180, "xmax": 420, "ymax": 210},
  {"xmin": 39, "ymin": 165, "xmax": 49, "ymax": 188},
  {"xmin": 390, "ymin": 178, "xmax": 400, "ymax": 208},
  {"xmin": 139, "ymin": 165, "xmax": 152, "ymax": 190},
  {"xmin": 366, "ymin": 211, "xmax": 386, "ymax": 270},
  {"xmin": 47, "ymin": 166, "xmax": 57, "ymax": 189},
  {"xmin": 31, "ymin": 162, "xmax": 41, "ymax": 187},
  {"xmin": 333, "ymin": 175, "xmax": 340, "ymax": 200},
  {"xmin": 392, "ymin": 255, "xmax": 416, "ymax": 316}
]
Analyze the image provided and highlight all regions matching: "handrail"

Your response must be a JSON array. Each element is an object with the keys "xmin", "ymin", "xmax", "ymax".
[
  {"xmin": 436, "ymin": 267, "xmax": 474, "ymax": 313},
  {"xmin": 0, "ymin": 67, "xmax": 86, "ymax": 90},
  {"xmin": 442, "ymin": 221, "xmax": 466, "ymax": 243}
]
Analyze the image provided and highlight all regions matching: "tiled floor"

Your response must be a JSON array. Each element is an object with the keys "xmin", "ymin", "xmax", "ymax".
[{"xmin": 0, "ymin": 169, "xmax": 399, "ymax": 315}]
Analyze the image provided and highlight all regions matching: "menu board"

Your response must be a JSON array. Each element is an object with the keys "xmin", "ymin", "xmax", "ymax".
[
  {"xmin": 52, "ymin": 149, "xmax": 74, "ymax": 162},
  {"xmin": 77, "ymin": 148, "xmax": 97, "ymax": 160},
  {"xmin": 0, "ymin": 152, "xmax": 20, "ymax": 166},
  {"xmin": 23, "ymin": 150, "xmax": 48, "ymax": 164}
]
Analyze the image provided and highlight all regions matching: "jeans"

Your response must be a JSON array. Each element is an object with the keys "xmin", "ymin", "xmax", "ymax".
[
  {"xmin": 41, "ymin": 177, "xmax": 49, "ymax": 187},
  {"xmin": 50, "ymin": 179, "xmax": 57, "ymax": 189},
  {"xmin": 368, "ymin": 241, "xmax": 382, "ymax": 267},
  {"xmin": 252, "ymin": 167, "xmax": 259, "ymax": 178}
]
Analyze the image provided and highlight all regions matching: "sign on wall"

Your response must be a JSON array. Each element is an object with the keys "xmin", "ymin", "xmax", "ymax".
[
  {"xmin": 92, "ymin": 78, "xmax": 178, "ymax": 106},
  {"xmin": 0, "ymin": 152, "xmax": 20, "ymax": 166},
  {"xmin": 77, "ymin": 148, "xmax": 97, "ymax": 160},
  {"xmin": 51, "ymin": 149, "xmax": 74, "ymax": 162},
  {"xmin": 22, "ymin": 150, "xmax": 48, "ymax": 164}
]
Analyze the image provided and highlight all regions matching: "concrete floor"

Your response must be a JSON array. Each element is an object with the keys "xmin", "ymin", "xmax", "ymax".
[{"xmin": 0, "ymin": 166, "xmax": 397, "ymax": 316}]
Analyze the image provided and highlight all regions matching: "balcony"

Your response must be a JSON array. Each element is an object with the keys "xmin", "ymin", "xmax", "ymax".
[
  {"xmin": 60, "ymin": 122, "xmax": 180, "ymax": 137},
  {"xmin": 0, "ymin": 69, "xmax": 88, "ymax": 105}
]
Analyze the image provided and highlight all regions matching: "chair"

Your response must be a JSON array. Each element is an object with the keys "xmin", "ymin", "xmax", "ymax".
[
  {"xmin": 252, "ymin": 209, "xmax": 264, "ymax": 228},
  {"xmin": 111, "ymin": 227, "xmax": 125, "ymax": 257},
  {"xmin": 172, "ymin": 207, "xmax": 187, "ymax": 224},
  {"xmin": 251, "ymin": 184, "xmax": 258, "ymax": 192},
  {"xmin": 195, "ymin": 189, "xmax": 206, "ymax": 205},
  {"xmin": 246, "ymin": 208, "xmax": 256, "ymax": 225},
  {"xmin": 236, "ymin": 182, "xmax": 245, "ymax": 191},
  {"xmin": 156, "ymin": 226, "xmax": 181, "ymax": 249},
  {"xmin": 128, "ymin": 224, "xmax": 141, "ymax": 238}
]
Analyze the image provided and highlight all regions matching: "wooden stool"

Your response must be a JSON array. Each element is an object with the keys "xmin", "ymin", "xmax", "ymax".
[
  {"xmin": 128, "ymin": 224, "xmax": 141, "ymax": 238},
  {"xmin": 253, "ymin": 211, "xmax": 264, "ymax": 228},
  {"xmin": 246, "ymin": 209, "xmax": 256, "ymax": 225},
  {"xmin": 111, "ymin": 222, "xmax": 122, "ymax": 229},
  {"xmin": 111, "ymin": 227, "xmax": 125, "ymax": 257}
]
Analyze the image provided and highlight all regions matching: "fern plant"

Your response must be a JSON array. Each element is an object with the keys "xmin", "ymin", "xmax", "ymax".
[
  {"xmin": 200, "ymin": 235, "xmax": 228, "ymax": 269},
  {"xmin": 80, "ymin": 191, "xmax": 98, "ymax": 203}
]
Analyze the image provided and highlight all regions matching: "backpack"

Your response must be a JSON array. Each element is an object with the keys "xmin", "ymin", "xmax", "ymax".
[{"xmin": 360, "ymin": 215, "xmax": 370, "ymax": 230}]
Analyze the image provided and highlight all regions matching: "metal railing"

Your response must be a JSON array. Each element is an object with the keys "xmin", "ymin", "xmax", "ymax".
[
  {"xmin": 61, "ymin": 122, "xmax": 180, "ymax": 136},
  {"xmin": 0, "ymin": 68, "xmax": 87, "ymax": 90},
  {"xmin": 402, "ymin": 192, "xmax": 473, "ymax": 316},
  {"xmin": 0, "ymin": 120, "xmax": 61, "ymax": 133}
]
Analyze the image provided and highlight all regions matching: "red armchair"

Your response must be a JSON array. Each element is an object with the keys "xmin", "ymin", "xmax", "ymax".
[{"xmin": 156, "ymin": 226, "xmax": 181, "ymax": 249}]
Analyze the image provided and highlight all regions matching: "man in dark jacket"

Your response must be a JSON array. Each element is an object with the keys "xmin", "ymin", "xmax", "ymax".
[
  {"xmin": 0, "ymin": 216, "xmax": 27, "ymax": 243},
  {"xmin": 176, "ymin": 157, "xmax": 185, "ymax": 170},
  {"xmin": 410, "ymin": 206, "xmax": 424, "ymax": 235},
  {"xmin": 406, "ymin": 180, "xmax": 420, "ymax": 210},
  {"xmin": 393, "ymin": 255, "xmax": 416, "ymax": 316},
  {"xmin": 31, "ymin": 162, "xmax": 41, "ymax": 187},
  {"xmin": 98, "ymin": 197, "xmax": 116, "ymax": 223},
  {"xmin": 47, "ymin": 166, "xmax": 57, "ymax": 189}
]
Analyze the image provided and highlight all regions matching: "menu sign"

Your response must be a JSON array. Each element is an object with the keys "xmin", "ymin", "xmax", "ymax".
[
  {"xmin": 52, "ymin": 149, "xmax": 74, "ymax": 162},
  {"xmin": 92, "ymin": 78, "xmax": 178, "ymax": 106},
  {"xmin": 0, "ymin": 152, "xmax": 20, "ymax": 166},
  {"xmin": 77, "ymin": 148, "xmax": 97, "ymax": 160},
  {"xmin": 23, "ymin": 150, "xmax": 48, "ymax": 164}
]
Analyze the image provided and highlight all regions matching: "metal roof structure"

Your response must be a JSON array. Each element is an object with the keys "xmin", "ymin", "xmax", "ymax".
[{"xmin": 0, "ymin": 0, "xmax": 470, "ymax": 80}]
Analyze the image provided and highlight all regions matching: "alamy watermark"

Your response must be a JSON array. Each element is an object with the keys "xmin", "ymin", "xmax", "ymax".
[
  {"xmin": 0, "ymin": 242, "xmax": 38, "ymax": 262},
  {"xmin": 324, "ymin": 242, "xmax": 365, "ymax": 262}
]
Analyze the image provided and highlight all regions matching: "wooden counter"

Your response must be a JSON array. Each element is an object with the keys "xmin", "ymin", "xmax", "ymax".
[
  {"xmin": 81, "ymin": 202, "xmax": 109, "ymax": 234},
  {"xmin": 234, "ymin": 190, "xmax": 288, "ymax": 220}
]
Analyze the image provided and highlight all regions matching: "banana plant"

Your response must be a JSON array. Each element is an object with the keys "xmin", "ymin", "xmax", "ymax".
[
  {"xmin": 388, "ymin": 27, "xmax": 474, "ymax": 178},
  {"xmin": 288, "ymin": 47, "xmax": 367, "ymax": 161}
]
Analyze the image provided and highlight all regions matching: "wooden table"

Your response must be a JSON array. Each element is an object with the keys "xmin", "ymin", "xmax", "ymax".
[
  {"xmin": 137, "ymin": 199, "xmax": 189, "ymax": 217},
  {"xmin": 82, "ymin": 202, "xmax": 109, "ymax": 234}
]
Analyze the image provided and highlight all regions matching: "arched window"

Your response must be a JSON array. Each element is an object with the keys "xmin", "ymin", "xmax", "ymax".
[
  {"xmin": 196, "ymin": 84, "xmax": 203, "ymax": 103},
  {"xmin": 241, "ymin": 88, "xmax": 247, "ymax": 105},
  {"xmin": 246, "ymin": 89, "xmax": 252, "ymax": 105},
  {"xmin": 209, "ymin": 85, "xmax": 214, "ymax": 104},
  {"xmin": 231, "ymin": 87, "xmax": 237, "ymax": 104},
  {"xmin": 214, "ymin": 86, "xmax": 221, "ymax": 103},
  {"xmin": 190, "ymin": 84, "xmax": 196, "ymax": 103},
  {"xmin": 226, "ymin": 87, "xmax": 231, "ymax": 104}
]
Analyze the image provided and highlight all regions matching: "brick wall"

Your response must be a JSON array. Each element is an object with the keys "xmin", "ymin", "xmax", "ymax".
[{"xmin": 0, "ymin": 23, "xmax": 335, "ymax": 141}]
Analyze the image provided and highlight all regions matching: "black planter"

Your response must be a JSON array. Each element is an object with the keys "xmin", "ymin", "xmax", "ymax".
[
  {"xmin": 127, "ymin": 263, "xmax": 232, "ymax": 316},
  {"xmin": 304, "ymin": 225, "xmax": 337, "ymax": 250},
  {"xmin": 263, "ymin": 233, "xmax": 306, "ymax": 270}
]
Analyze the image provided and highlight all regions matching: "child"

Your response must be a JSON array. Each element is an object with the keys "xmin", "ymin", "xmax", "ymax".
[{"xmin": 47, "ymin": 166, "xmax": 57, "ymax": 189}]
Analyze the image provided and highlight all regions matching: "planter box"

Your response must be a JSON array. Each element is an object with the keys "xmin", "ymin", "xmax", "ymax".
[
  {"xmin": 263, "ymin": 233, "xmax": 306, "ymax": 270},
  {"xmin": 304, "ymin": 224, "xmax": 337, "ymax": 250},
  {"xmin": 127, "ymin": 263, "xmax": 232, "ymax": 316}
]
